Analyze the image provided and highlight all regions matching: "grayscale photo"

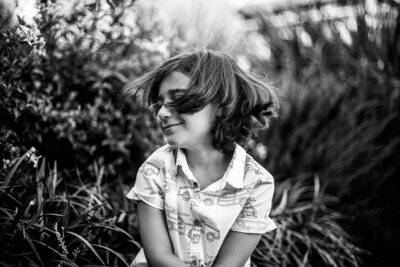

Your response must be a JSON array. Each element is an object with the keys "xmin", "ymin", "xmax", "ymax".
[{"xmin": 0, "ymin": 0, "xmax": 398, "ymax": 266}]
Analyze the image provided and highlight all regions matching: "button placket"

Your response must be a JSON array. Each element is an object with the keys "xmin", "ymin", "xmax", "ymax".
[
  {"xmin": 189, "ymin": 219, "xmax": 203, "ymax": 263},
  {"xmin": 193, "ymin": 182, "xmax": 200, "ymax": 200},
  {"xmin": 190, "ymin": 180, "xmax": 201, "ymax": 211}
]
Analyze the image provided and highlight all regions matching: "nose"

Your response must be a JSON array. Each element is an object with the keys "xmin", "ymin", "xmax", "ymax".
[{"xmin": 157, "ymin": 103, "xmax": 173, "ymax": 120}]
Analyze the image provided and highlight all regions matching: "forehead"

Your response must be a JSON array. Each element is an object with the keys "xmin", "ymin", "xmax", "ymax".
[{"xmin": 158, "ymin": 71, "xmax": 190, "ymax": 97}]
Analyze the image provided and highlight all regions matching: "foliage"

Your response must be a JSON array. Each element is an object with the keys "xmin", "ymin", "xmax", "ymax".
[
  {"xmin": 0, "ymin": 147, "xmax": 141, "ymax": 266},
  {"xmin": 0, "ymin": 0, "xmax": 171, "ymax": 185},
  {"xmin": 145, "ymin": 0, "xmax": 246, "ymax": 53},
  {"xmin": 1, "ymin": 149, "xmax": 363, "ymax": 267},
  {"xmin": 253, "ymin": 175, "xmax": 363, "ymax": 267},
  {"xmin": 0, "ymin": 0, "xmax": 378, "ymax": 266},
  {"xmin": 0, "ymin": 0, "xmax": 18, "ymax": 31},
  {"xmin": 242, "ymin": 1, "xmax": 400, "ymax": 265}
]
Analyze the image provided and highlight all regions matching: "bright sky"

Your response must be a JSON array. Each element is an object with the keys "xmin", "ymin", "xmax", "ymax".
[
  {"xmin": 15, "ymin": 0, "xmax": 380, "ymax": 55},
  {"xmin": 17, "ymin": 0, "xmax": 380, "ymax": 24},
  {"xmin": 15, "ymin": 0, "xmax": 37, "ymax": 24},
  {"xmin": 16, "ymin": 0, "xmax": 282, "ymax": 25}
]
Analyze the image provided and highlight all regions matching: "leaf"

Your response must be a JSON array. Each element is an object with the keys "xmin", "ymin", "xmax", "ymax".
[
  {"xmin": 0, "ymin": 188, "xmax": 21, "ymax": 206},
  {"xmin": 1, "ymin": 148, "xmax": 33, "ymax": 198},
  {"xmin": 51, "ymin": 161, "xmax": 58, "ymax": 199},
  {"xmin": 66, "ymin": 231, "xmax": 105, "ymax": 265},
  {"xmin": 91, "ymin": 224, "xmax": 134, "ymax": 240},
  {"xmin": 31, "ymin": 240, "xmax": 79, "ymax": 267},
  {"xmin": 0, "ymin": 207, "xmax": 15, "ymax": 220},
  {"xmin": 50, "ymin": 260, "xmax": 79, "ymax": 267},
  {"xmin": 11, "ymin": 194, "xmax": 35, "ymax": 232},
  {"xmin": 62, "ymin": 174, "xmax": 71, "ymax": 229},
  {"xmin": 92, "ymin": 244, "xmax": 129, "ymax": 267},
  {"xmin": 20, "ymin": 227, "xmax": 45, "ymax": 267},
  {"xmin": 127, "ymin": 239, "xmax": 143, "ymax": 250},
  {"xmin": 66, "ymin": 203, "xmax": 107, "ymax": 229},
  {"xmin": 26, "ymin": 201, "xmax": 45, "ymax": 231},
  {"xmin": 271, "ymin": 188, "xmax": 288, "ymax": 216}
]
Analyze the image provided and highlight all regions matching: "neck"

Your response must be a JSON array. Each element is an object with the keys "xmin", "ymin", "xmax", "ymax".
[
  {"xmin": 183, "ymin": 144, "xmax": 235, "ymax": 188},
  {"xmin": 184, "ymin": 147, "xmax": 232, "ymax": 177},
  {"xmin": 184, "ymin": 145, "xmax": 228, "ymax": 171}
]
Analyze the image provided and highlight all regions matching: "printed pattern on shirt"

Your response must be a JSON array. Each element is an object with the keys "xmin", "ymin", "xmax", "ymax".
[{"xmin": 126, "ymin": 144, "xmax": 277, "ymax": 267}]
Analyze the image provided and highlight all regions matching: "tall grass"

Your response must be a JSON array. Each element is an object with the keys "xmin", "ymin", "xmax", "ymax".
[
  {"xmin": 253, "ymin": 175, "xmax": 363, "ymax": 267},
  {"xmin": 0, "ymin": 150, "xmax": 362, "ymax": 266},
  {"xmin": 0, "ymin": 148, "xmax": 140, "ymax": 266},
  {"xmin": 242, "ymin": 1, "xmax": 400, "ymax": 265}
]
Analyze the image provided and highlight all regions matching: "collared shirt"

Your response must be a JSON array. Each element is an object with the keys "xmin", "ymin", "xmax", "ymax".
[{"xmin": 126, "ymin": 143, "xmax": 276, "ymax": 267}]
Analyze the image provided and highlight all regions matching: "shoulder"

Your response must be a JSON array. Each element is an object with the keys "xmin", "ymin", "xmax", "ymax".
[
  {"xmin": 141, "ymin": 144, "xmax": 176, "ymax": 171},
  {"xmin": 243, "ymin": 153, "xmax": 274, "ymax": 185}
]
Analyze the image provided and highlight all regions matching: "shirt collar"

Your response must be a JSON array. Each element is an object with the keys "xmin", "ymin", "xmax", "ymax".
[
  {"xmin": 175, "ymin": 148, "xmax": 196, "ymax": 181},
  {"xmin": 175, "ymin": 143, "xmax": 246, "ymax": 189}
]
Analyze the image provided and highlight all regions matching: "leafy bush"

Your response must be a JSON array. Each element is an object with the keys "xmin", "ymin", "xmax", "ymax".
[
  {"xmin": 0, "ymin": 0, "xmax": 171, "ymax": 185},
  {"xmin": 0, "ymin": 147, "xmax": 140, "ymax": 266}
]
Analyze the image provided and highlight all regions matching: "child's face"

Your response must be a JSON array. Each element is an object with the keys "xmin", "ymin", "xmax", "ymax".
[{"xmin": 156, "ymin": 71, "xmax": 218, "ymax": 150}]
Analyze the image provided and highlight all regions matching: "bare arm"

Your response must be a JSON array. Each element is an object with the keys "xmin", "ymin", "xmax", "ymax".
[
  {"xmin": 137, "ymin": 201, "xmax": 188, "ymax": 267},
  {"xmin": 212, "ymin": 231, "xmax": 262, "ymax": 267}
]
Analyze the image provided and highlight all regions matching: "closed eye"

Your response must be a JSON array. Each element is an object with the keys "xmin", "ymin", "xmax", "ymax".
[
  {"xmin": 148, "ymin": 101, "xmax": 176, "ymax": 115},
  {"xmin": 170, "ymin": 92, "xmax": 184, "ymax": 101},
  {"xmin": 169, "ymin": 89, "xmax": 186, "ymax": 101}
]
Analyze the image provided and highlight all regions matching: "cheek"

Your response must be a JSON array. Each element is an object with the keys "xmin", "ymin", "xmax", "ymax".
[{"xmin": 175, "ymin": 114, "xmax": 187, "ymax": 124}]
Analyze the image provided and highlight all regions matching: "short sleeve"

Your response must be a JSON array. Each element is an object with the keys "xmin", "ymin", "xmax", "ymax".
[
  {"xmin": 231, "ymin": 174, "xmax": 277, "ymax": 234},
  {"xmin": 126, "ymin": 161, "xmax": 165, "ymax": 210}
]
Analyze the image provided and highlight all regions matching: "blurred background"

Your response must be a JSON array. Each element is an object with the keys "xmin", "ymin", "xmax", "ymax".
[{"xmin": 1, "ymin": 0, "xmax": 399, "ymax": 266}]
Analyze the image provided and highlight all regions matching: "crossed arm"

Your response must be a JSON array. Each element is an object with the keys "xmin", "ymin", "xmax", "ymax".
[{"xmin": 137, "ymin": 202, "xmax": 262, "ymax": 267}]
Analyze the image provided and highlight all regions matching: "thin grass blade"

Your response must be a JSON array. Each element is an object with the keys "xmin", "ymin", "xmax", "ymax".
[
  {"xmin": 92, "ymin": 244, "xmax": 129, "ymax": 267},
  {"xmin": 66, "ymin": 231, "xmax": 105, "ymax": 265}
]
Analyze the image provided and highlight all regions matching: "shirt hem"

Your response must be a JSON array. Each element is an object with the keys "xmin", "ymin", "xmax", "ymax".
[
  {"xmin": 126, "ymin": 188, "xmax": 164, "ymax": 210},
  {"xmin": 230, "ymin": 224, "xmax": 277, "ymax": 234}
]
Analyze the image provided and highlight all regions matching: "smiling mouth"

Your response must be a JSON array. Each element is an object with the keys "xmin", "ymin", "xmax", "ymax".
[{"xmin": 162, "ymin": 123, "xmax": 183, "ymax": 131}]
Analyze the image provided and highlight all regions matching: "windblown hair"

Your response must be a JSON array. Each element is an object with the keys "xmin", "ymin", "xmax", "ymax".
[{"xmin": 122, "ymin": 49, "xmax": 279, "ymax": 153}]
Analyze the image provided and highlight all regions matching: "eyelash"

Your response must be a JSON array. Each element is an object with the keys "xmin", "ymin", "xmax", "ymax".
[
  {"xmin": 148, "ymin": 101, "xmax": 174, "ymax": 114},
  {"xmin": 149, "ymin": 94, "xmax": 183, "ymax": 114}
]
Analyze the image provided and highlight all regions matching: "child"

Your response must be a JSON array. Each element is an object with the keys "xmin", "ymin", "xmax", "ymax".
[{"xmin": 123, "ymin": 50, "xmax": 278, "ymax": 267}]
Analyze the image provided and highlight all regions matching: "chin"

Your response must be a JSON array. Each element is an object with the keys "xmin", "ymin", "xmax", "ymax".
[
  {"xmin": 164, "ymin": 137, "xmax": 181, "ymax": 148},
  {"xmin": 167, "ymin": 142, "xmax": 179, "ymax": 148}
]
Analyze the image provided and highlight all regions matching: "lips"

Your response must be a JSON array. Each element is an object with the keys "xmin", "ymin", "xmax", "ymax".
[{"xmin": 161, "ymin": 123, "xmax": 183, "ymax": 131}]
